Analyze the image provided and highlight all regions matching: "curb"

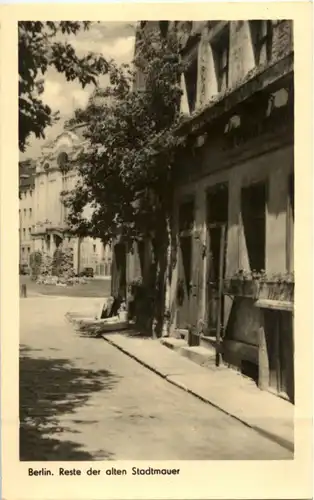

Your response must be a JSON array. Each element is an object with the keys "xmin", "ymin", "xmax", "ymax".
[{"xmin": 102, "ymin": 335, "xmax": 294, "ymax": 453}]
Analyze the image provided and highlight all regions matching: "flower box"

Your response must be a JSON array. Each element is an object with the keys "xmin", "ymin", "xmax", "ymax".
[
  {"xmin": 224, "ymin": 278, "xmax": 294, "ymax": 303},
  {"xmin": 258, "ymin": 281, "xmax": 294, "ymax": 302},
  {"xmin": 223, "ymin": 278, "xmax": 259, "ymax": 299}
]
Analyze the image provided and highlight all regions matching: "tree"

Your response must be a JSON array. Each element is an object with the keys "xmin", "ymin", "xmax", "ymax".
[
  {"xmin": 19, "ymin": 21, "xmax": 113, "ymax": 152},
  {"xmin": 65, "ymin": 24, "xmax": 186, "ymax": 336}
]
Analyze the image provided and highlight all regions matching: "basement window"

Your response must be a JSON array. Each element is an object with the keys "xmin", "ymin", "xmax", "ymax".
[{"xmin": 250, "ymin": 20, "xmax": 273, "ymax": 66}]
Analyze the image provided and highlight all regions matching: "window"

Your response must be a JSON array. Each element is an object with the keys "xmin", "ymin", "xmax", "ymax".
[
  {"xmin": 207, "ymin": 183, "xmax": 229, "ymax": 224},
  {"xmin": 184, "ymin": 57, "xmax": 198, "ymax": 113},
  {"xmin": 93, "ymin": 244, "xmax": 96, "ymax": 253},
  {"xmin": 179, "ymin": 199, "xmax": 195, "ymax": 234},
  {"xmin": 24, "ymin": 209, "xmax": 26, "ymax": 216},
  {"xmin": 241, "ymin": 181, "xmax": 267, "ymax": 272},
  {"xmin": 27, "ymin": 247, "xmax": 30, "ymax": 253},
  {"xmin": 250, "ymin": 20, "xmax": 273, "ymax": 66},
  {"xmin": 29, "ymin": 208, "xmax": 32, "ymax": 217},
  {"xmin": 23, "ymin": 228, "xmax": 26, "ymax": 237},
  {"xmin": 29, "ymin": 227, "xmax": 31, "ymax": 234},
  {"xmin": 22, "ymin": 246, "xmax": 25, "ymax": 253},
  {"xmin": 212, "ymin": 26, "xmax": 230, "ymax": 93}
]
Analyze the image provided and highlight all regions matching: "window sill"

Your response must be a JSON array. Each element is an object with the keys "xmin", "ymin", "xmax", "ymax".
[{"xmin": 254, "ymin": 299, "xmax": 294, "ymax": 312}]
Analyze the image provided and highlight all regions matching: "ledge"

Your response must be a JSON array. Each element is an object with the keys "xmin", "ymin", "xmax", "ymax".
[
  {"xmin": 254, "ymin": 299, "xmax": 294, "ymax": 312},
  {"xmin": 176, "ymin": 51, "xmax": 293, "ymax": 137}
]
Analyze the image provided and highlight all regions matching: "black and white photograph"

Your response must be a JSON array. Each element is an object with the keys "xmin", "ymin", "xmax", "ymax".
[{"xmin": 18, "ymin": 19, "xmax": 295, "ymax": 462}]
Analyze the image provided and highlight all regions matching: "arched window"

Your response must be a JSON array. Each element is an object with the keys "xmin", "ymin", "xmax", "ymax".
[{"xmin": 57, "ymin": 152, "xmax": 70, "ymax": 173}]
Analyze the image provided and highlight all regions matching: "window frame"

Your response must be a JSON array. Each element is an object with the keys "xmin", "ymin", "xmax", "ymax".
[
  {"xmin": 240, "ymin": 180, "xmax": 268, "ymax": 273},
  {"xmin": 183, "ymin": 43, "xmax": 199, "ymax": 114},
  {"xmin": 250, "ymin": 20, "xmax": 273, "ymax": 66},
  {"xmin": 211, "ymin": 25, "xmax": 230, "ymax": 93},
  {"xmin": 178, "ymin": 196, "xmax": 196, "ymax": 237}
]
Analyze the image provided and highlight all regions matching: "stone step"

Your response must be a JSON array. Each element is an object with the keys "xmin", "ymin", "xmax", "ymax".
[{"xmin": 161, "ymin": 338, "xmax": 218, "ymax": 369}]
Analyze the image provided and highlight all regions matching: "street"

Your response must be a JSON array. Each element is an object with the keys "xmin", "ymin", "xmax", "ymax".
[{"xmin": 20, "ymin": 296, "xmax": 292, "ymax": 460}]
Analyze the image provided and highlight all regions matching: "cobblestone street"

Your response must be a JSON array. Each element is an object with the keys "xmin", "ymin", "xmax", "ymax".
[{"xmin": 20, "ymin": 297, "xmax": 292, "ymax": 460}]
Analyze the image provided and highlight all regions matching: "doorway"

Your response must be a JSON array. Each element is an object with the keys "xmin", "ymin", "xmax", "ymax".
[
  {"xmin": 205, "ymin": 184, "xmax": 229, "ymax": 346},
  {"xmin": 264, "ymin": 309, "xmax": 294, "ymax": 403},
  {"xmin": 177, "ymin": 235, "xmax": 193, "ymax": 329},
  {"xmin": 176, "ymin": 198, "xmax": 195, "ymax": 331}
]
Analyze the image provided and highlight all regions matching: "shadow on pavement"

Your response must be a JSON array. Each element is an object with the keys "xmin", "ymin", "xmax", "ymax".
[{"xmin": 19, "ymin": 344, "xmax": 118, "ymax": 461}]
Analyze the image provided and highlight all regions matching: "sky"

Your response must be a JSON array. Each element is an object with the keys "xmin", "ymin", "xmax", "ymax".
[{"xmin": 21, "ymin": 21, "xmax": 136, "ymax": 160}]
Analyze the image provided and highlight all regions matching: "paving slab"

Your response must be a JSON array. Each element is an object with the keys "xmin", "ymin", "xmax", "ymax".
[
  {"xmin": 102, "ymin": 332, "xmax": 294, "ymax": 452},
  {"xmin": 103, "ymin": 333, "xmax": 208, "ymax": 377}
]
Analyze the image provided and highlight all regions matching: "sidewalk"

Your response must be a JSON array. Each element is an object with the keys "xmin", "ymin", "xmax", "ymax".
[{"xmin": 102, "ymin": 331, "xmax": 294, "ymax": 452}]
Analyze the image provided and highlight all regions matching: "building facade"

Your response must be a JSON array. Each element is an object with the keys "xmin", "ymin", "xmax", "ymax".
[
  {"xmin": 19, "ymin": 126, "xmax": 112, "ymax": 277},
  {"xmin": 119, "ymin": 20, "xmax": 294, "ymax": 403},
  {"xmin": 170, "ymin": 20, "xmax": 294, "ymax": 403},
  {"xmin": 19, "ymin": 159, "xmax": 36, "ymax": 267}
]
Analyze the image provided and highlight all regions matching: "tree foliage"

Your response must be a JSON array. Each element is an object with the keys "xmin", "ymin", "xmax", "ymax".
[
  {"xmin": 19, "ymin": 21, "xmax": 113, "ymax": 152},
  {"xmin": 65, "ymin": 25, "xmax": 185, "ymax": 246}
]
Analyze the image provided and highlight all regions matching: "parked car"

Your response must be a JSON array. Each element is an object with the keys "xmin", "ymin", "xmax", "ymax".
[
  {"xmin": 19, "ymin": 264, "xmax": 30, "ymax": 275},
  {"xmin": 79, "ymin": 267, "xmax": 94, "ymax": 278}
]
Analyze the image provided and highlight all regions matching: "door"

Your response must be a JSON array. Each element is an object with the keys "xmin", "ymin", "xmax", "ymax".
[
  {"xmin": 205, "ymin": 224, "xmax": 227, "ymax": 343},
  {"xmin": 264, "ymin": 309, "xmax": 294, "ymax": 403},
  {"xmin": 176, "ymin": 235, "xmax": 192, "ymax": 330},
  {"xmin": 205, "ymin": 182, "xmax": 229, "ymax": 345},
  {"xmin": 176, "ymin": 198, "xmax": 195, "ymax": 331}
]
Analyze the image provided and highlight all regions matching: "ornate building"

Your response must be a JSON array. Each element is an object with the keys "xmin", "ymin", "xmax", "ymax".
[
  {"xmin": 19, "ymin": 159, "xmax": 36, "ymax": 267},
  {"xmin": 19, "ymin": 125, "xmax": 112, "ymax": 277}
]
